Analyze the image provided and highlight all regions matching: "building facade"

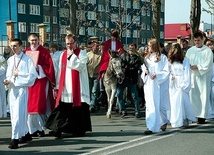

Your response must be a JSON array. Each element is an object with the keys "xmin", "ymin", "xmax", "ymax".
[{"xmin": 0, "ymin": 0, "xmax": 165, "ymax": 53}]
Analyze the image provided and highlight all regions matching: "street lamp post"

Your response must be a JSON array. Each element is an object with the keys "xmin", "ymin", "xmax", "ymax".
[{"xmin": 202, "ymin": 8, "xmax": 214, "ymax": 35}]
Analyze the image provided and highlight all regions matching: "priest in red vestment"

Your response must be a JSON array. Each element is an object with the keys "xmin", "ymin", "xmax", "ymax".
[
  {"xmin": 46, "ymin": 34, "xmax": 92, "ymax": 138},
  {"xmin": 25, "ymin": 33, "xmax": 56, "ymax": 137}
]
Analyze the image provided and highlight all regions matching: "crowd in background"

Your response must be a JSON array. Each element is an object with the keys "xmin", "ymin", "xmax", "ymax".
[{"xmin": 0, "ymin": 30, "xmax": 214, "ymax": 149}]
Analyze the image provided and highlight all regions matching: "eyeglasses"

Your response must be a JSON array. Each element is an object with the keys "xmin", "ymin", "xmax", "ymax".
[
  {"xmin": 66, "ymin": 41, "xmax": 76, "ymax": 45},
  {"xmin": 30, "ymin": 39, "xmax": 38, "ymax": 41}
]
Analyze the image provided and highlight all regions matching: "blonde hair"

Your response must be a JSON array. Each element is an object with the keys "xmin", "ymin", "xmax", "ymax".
[{"xmin": 146, "ymin": 39, "xmax": 161, "ymax": 62}]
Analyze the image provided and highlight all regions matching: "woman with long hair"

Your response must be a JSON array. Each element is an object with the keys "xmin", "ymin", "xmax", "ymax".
[
  {"xmin": 141, "ymin": 39, "xmax": 170, "ymax": 134},
  {"xmin": 168, "ymin": 43, "xmax": 196, "ymax": 127}
]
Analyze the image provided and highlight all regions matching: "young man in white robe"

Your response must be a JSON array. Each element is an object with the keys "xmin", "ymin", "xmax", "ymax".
[
  {"xmin": 186, "ymin": 32, "xmax": 213, "ymax": 124},
  {"xmin": 141, "ymin": 39, "xmax": 170, "ymax": 134},
  {"xmin": 168, "ymin": 43, "xmax": 196, "ymax": 128},
  {"xmin": 3, "ymin": 39, "xmax": 38, "ymax": 149},
  {"xmin": 0, "ymin": 55, "xmax": 7, "ymax": 118}
]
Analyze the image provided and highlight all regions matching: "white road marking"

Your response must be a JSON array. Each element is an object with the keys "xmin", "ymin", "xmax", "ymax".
[{"xmin": 81, "ymin": 123, "xmax": 211, "ymax": 155}]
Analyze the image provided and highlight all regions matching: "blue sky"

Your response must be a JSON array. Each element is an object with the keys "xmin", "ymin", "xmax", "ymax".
[{"xmin": 165, "ymin": 0, "xmax": 212, "ymax": 24}]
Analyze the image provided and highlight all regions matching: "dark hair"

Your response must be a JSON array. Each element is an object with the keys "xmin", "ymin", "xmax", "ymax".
[
  {"xmin": 50, "ymin": 43, "xmax": 58, "ymax": 50},
  {"xmin": 168, "ymin": 43, "xmax": 184, "ymax": 64},
  {"xmin": 193, "ymin": 32, "xmax": 204, "ymax": 39},
  {"xmin": 11, "ymin": 38, "xmax": 23, "ymax": 46},
  {"xmin": 182, "ymin": 39, "xmax": 188, "ymax": 44},
  {"xmin": 159, "ymin": 42, "xmax": 164, "ymax": 48},
  {"xmin": 43, "ymin": 42, "xmax": 49, "ymax": 47},
  {"xmin": 111, "ymin": 29, "xmax": 119, "ymax": 39},
  {"xmin": 129, "ymin": 43, "xmax": 137, "ymax": 49}
]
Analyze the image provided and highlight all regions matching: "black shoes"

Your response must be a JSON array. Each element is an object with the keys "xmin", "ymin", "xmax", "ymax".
[
  {"xmin": 135, "ymin": 113, "xmax": 141, "ymax": 118},
  {"xmin": 72, "ymin": 131, "xmax": 85, "ymax": 137},
  {"xmin": 161, "ymin": 123, "xmax": 167, "ymax": 131},
  {"xmin": 38, "ymin": 130, "xmax": 45, "ymax": 137},
  {"xmin": 19, "ymin": 132, "xmax": 32, "ymax": 143},
  {"xmin": 197, "ymin": 118, "xmax": 206, "ymax": 124},
  {"xmin": 121, "ymin": 112, "xmax": 128, "ymax": 118},
  {"xmin": 144, "ymin": 129, "xmax": 153, "ymax": 135},
  {"xmin": 8, "ymin": 139, "xmax": 19, "ymax": 149},
  {"xmin": 49, "ymin": 131, "xmax": 62, "ymax": 138}
]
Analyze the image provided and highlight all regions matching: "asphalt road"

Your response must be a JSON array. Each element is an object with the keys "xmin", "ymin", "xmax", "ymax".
[{"xmin": 0, "ymin": 106, "xmax": 214, "ymax": 155}]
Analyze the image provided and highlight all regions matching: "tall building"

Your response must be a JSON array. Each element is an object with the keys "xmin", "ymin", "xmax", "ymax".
[{"xmin": 0, "ymin": 0, "xmax": 165, "ymax": 53}]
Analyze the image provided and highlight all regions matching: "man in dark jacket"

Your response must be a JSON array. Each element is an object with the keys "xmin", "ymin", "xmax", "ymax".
[{"xmin": 117, "ymin": 44, "xmax": 142, "ymax": 118}]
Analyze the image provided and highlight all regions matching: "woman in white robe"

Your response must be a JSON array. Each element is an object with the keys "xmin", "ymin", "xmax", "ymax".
[
  {"xmin": 168, "ymin": 43, "xmax": 196, "ymax": 128},
  {"xmin": 141, "ymin": 39, "xmax": 170, "ymax": 134},
  {"xmin": 0, "ymin": 55, "xmax": 7, "ymax": 118}
]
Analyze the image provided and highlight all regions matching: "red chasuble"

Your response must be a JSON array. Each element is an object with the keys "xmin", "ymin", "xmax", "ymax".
[
  {"xmin": 55, "ymin": 48, "xmax": 81, "ymax": 107},
  {"xmin": 98, "ymin": 39, "xmax": 124, "ymax": 78},
  {"xmin": 24, "ymin": 45, "xmax": 56, "ymax": 114}
]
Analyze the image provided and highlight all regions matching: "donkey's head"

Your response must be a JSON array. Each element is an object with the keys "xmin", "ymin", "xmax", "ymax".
[{"xmin": 108, "ymin": 55, "xmax": 124, "ymax": 80}]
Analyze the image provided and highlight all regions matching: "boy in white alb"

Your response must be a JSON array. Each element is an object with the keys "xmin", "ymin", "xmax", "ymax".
[{"xmin": 3, "ymin": 39, "xmax": 38, "ymax": 149}]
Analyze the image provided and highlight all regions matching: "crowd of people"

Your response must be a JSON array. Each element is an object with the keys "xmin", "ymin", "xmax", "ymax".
[{"xmin": 0, "ymin": 30, "xmax": 214, "ymax": 149}]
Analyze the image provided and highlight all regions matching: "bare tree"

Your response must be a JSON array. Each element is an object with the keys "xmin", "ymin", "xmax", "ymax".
[
  {"xmin": 190, "ymin": 0, "xmax": 201, "ymax": 45},
  {"xmin": 69, "ymin": 0, "xmax": 77, "ymax": 34},
  {"xmin": 151, "ymin": 0, "xmax": 161, "ymax": 41}
]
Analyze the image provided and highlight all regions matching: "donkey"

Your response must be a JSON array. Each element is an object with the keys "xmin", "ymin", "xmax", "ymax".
[{"xmin": 103, "ymin": 52, "xmax": 124, "ymax": 118}]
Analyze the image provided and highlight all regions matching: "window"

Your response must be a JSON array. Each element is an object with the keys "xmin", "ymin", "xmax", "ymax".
[
  {"xmin": 76, "ymin": 11, "xmax": 85, "ymax": 20},
  {"xmin": 79, "ymin": 27, "xmax": 85, "ymax": 35},
  {"xmin": 160, "ymin": 31, "xmax": 164, "ymax": 39},
  {"xmin": 53, "ymin": 16, "xmax": 57, "ymax": 24},
  {"xmin": 161, "ymin": 0, "xmax": 164, "ymax": 12},
  {"xmin": 133, "ymin": 30, "xmax": 140, "ymax": 38},
  {"xmin": 87, "ymin": 11, "xmax": 96, "ymax": 20},
  {"xmin": 59, "ymin": 8, "xmax": 69, "ymax": 18},
  {"xmin": 111, "ymin": 0, "xmax": 118, "ymax": 7},
  {"xmin": 160, "ymin": 18, "xmax": 163, "ymax": 25},
  {"xmin": 99, "ymin": 36, "xmax": 104, "ymax": 42},
  {"xmin": 122, "ymin": 15, "xmax": 131, "ymax": 23},
  {"xmin": 147, "ymin": 24, "xmax": 150, "ymax": 30},
  {"xmin": 43, "ymin": 0, "xmax": 49, "ymax": 5},
  {"xmin": 105, "ymin": 21, "xmax": 109, "ymax": 28},
  {"xmin": 126, "ymin": 0, "xmax": 131, "ymax": 9},
  {"xmin": 18, "ymin": 3, "xmax": 25, "ymax": 14},
  {"xmin": 106, "ymin": 5, "xmax": 109, "ymax": 12},
  {"xmin": 88, "ymin": 27, "xmax": 96, "ymax": 36},
  {"xmin": 133, "ymin": 1, "xmax": 140, "ymax": 9},
  {"xmin": 98, "ymin": 22, "xmax": 104, "ymax": 28},
  {"xmin": 142, "ymin": 9, "xmax": 150, "ymax": 16},
  {"xmin": 98, "ymin": 4, "xmax": 104, "ymax": 12},
  {"xmin": 122, "ymin": 29, "xmax": 131, "ymax": 38},
  {"xmin": 141, "ymin": 23, "xmax": 146, "ymax": 30},
  {"xmin": 133, "ymin": 16, "xmax": 140, "ymax": 24},
  {"xmin": 53, "ymin": 33, "xmax": 57, "ymax": 41},
  {"xmin": 30, "ymin": 23, "xmax": 39, "ymax": 33},
  {"xmin": 29, "ymin": 5, "xmax": 40, "ymax": 15},
  {"xmin": 52, "ymin": 0, "xmax": 57, "ymax": 6},
  {"xmin": 60, "ymin": 26, "xmax": 67, "ymax": 34},
  {"xmin": 111, "ymin": 13, "xmax": 118, "ymax": 22},
  {"xmin": 22, "ymin": 41, "xmax": 27, "ymax": 48},
  {"xmin": 46, "ymin": 33, "xmax": 50, "ymax": 41},
  {"xmin": 18, "ymin": 22, "xmax": 26, "ymax": 33},
  {"xmin": 88, "ymin": 0, "xmax": 96, "ymax": 4},
  {"xmin": 141, "ymin": 38, "xmax": 146, "ymax": 44},
  {"xmin": 43, "ymin": 16, "xmax": 50, "ymax": 23}
]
